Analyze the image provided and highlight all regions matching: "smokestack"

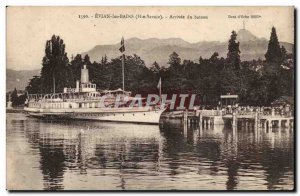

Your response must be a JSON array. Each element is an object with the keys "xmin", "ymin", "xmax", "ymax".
[{"xmin": 81, "ymin": 65, "xmax": 89, "ymax": 83}]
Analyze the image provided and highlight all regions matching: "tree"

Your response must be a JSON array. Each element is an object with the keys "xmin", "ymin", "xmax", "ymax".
[
  {"xmin": 11, "ymin": 88, "xmax": 18, "ymax": 107},
  {"xmin": 199, "ymin": 56, "xmax": 204, "ymax": 64},
  {"xmin": 83, "ymin": 54, "xmax": 91, "ymax": 66},
  {"xmin": 168, "ymin": 52, "xmax": 181, "ymax": 68},
  {"xmin": 280, "ymin": 45, "xmax": 287, "ymax": 63},
  {"xmin": 26, "ymin": 76, "xmax": 42, "ymax": 94},
  {"xmin": 40, "ymin": 35, "xmax": 71, "ymax": 93},
  {"xmin": 226, "ymin": 31, "xmax": 241, "ymax": 70},
  {"xmin": 70, "ymin": 54, "xmax": 84, "ymax": 81},
  {"xmin": 210, "ymin": 52, "xmax": 219, "ymax": 62},
  {"xmin": 101, "ymin": 54, "xmax": 108, "ymax": 65},
  {"xmin": 149, "ymin": 61, "xmax": 160, "ymax": 74},
  {"xmin": 265, "ymin": 27, "xmax": 282, "ymax": 64}
]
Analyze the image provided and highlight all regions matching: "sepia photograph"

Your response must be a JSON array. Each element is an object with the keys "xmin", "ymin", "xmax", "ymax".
[{"xmin": 6, "ymin": 6, "xmax": 294, "ymax": 191}]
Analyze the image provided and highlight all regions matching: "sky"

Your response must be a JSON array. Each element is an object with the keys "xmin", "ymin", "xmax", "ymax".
[{"xmin": 7, "ymin": 6, "xmax": 294, "ymax": 70}]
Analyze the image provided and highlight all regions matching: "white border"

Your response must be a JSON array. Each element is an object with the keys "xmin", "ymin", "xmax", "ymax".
[{"xmin": 1, "ymin": 0, "xmax": 298, "ymax": 195}]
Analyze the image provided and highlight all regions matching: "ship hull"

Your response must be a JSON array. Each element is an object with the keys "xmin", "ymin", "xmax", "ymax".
[{"xmin": 24, "ymin": 107, "xmax": 165, "ymax": 124}]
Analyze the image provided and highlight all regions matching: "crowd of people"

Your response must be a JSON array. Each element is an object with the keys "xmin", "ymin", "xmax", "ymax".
[{"xmin": 198, "ymin": 104, "xmax": 293, "ymax": 117}]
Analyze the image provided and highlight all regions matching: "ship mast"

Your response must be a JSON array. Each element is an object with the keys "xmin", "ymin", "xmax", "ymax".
[
  {"xmin": 119, "ymin": 37, "xmax": 125, "ymax": 91},
  {"xmin": 122, "ymin": 54, "xmax": 125, "ymax": 91},
  {"xmin": 157, "ymin": 77, "xmax": 162, "ymax": 104},
  {"xmin": 53, "ymin": 74, "xmax": 56, "ymax": 94}
]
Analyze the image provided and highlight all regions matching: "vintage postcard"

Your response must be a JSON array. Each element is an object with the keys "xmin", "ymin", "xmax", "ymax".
[{"xmin": 6, "ymin": 6, "xmax": 294, "ymax": 191}]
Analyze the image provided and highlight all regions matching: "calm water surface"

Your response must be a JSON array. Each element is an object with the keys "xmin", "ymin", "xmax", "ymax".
[{"xmin": 7, "ymin": 113, "xmax": 294, "ymax": 190}]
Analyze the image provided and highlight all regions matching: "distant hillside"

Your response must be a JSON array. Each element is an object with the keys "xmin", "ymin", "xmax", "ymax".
[
  {"xmin": 83, "ymin": 29, "xmax": 293, "ymax": 67},
  {"xmin": 6, "ymin": 69, "xmax": 40, "ymax": 92}
]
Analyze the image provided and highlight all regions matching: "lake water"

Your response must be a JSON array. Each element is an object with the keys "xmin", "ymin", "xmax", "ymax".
[{"xmin": 6, "ymin": 113, "xmax": 294, "ymax": 191}]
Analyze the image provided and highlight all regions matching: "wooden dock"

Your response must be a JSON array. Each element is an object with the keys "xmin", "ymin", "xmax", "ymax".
[{"xmin": 162, "ymin": 109, "xmax": 294, "ymax": 129}]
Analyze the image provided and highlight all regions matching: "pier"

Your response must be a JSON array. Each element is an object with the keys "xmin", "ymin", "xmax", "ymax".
[{"xmin": 162, "ymin": 107, "xmax": 294, "ymax": 129}]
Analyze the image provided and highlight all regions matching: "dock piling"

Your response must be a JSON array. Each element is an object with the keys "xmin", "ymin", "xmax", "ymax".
[
  {"xmin": 199, "ymin": 112, "xmax": 203, "ymax": 127},
  {"xmin": 232, "ymin": 112, "xmax": 237, "ymax": 127},
  {"xmin": 254, "ymin": 112, "xmax": 258, "ymax": 129}
]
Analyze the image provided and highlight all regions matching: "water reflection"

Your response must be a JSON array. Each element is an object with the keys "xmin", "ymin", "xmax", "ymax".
[{"xmin": 7, "ymin": 113, "xmax": 294, "ymax": 190}]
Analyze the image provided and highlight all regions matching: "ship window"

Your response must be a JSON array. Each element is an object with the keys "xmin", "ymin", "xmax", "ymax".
[
  {"xmin": 69, "ymin": 104, "xmax": 72, "ymax": 108},
  {"xmin": 133, "ymin": 114, "xmax": 135, "ymax": 116},
  {"xmin": 144, "ymin": 113, "xmax": 146, "ymax": 115},
  {"xmin": 79, "ymin": 103, "xmax": 82, "ymax": 108},
  {"xmin": 113, "ymin": 114, "xmax": 115, "ymax": 116}
]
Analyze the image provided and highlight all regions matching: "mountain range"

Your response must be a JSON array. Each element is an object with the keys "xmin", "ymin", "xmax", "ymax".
[
  {"xmin": 6, "ymin": 29, "xmax": 293, "ymax": 92},
  {"xmin": 6, "ymin": 69, "xmax": 40, "ymax": 92},
  {"xmin": 83, "ymin": 29, "xmax": 293, "ymax": 67}
]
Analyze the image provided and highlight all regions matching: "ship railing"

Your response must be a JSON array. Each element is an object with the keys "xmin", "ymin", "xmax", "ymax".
[
  {"xmin": 40, "ymin": 96, "xmax": 103, "ymax": 103},
  {"xmin": 28, "ymin": 92, "xmax": 123, "ymax": 103},
  {"xmin": 27, "ymin": 93, "xmax": 45, "ymax": 101}
]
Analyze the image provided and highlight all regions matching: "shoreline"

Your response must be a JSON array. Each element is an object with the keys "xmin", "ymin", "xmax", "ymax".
[{"xmin": 6, "ymin": 108, "xmax": 25, "ymax": 113}]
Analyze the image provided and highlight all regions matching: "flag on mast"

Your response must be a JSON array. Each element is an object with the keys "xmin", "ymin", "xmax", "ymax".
[{"xmin": 119, "ymin": 37, "xmax": 125, "ymax": 53}]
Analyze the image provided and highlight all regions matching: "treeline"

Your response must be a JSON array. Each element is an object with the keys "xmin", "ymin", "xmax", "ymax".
[
  {"xmin": 6, "ymin": 88, "xmax": 27, "ymax": 107},
  {"xmin": 25, "ymin": 27, "xmax": 294, "ymax": 106}
]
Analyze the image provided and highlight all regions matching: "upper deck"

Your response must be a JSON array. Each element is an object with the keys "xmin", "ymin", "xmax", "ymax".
[{"xmin": 27, "ymin": 65, "xmax": 132, "ymax": 109}]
